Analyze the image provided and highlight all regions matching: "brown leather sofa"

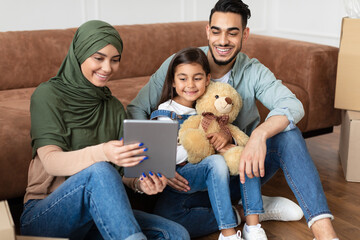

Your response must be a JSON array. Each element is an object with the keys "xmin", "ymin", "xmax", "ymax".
[{"xmin": 0, "ymin": 21, "xmax": 340, "ymax": 231}]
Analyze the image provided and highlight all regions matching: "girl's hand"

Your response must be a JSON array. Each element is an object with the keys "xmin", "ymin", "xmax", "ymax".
[
  {"xmin": 207, "ymin": 132, "xmax": 232, "ymax": 151},
  {"xmin": 103, "ymin": 139, "xmax": 148, "ymax": 167},
  {"xmin": 139, "ymin": 172, "xmax": 168, "ymax": 195},
  {"xmin": 167, "ymin": 171, "xmax": 191, "ymax": 192},
  {"xmin": 217, "ymin": 143, "xmax": 236, "ymax": 153}
]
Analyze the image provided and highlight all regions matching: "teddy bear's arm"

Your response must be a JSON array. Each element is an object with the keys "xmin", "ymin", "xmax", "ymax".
[
  {"xmin": 178, "ymin": 115, "xmax": 202, "ymax": 137},
  {"xmin": 228, "ymin": 124, "xmax": 249, "ymax": 146},
  {"xmin": 178, "ymin": 115, "xmax": 215, "ymax": 164}
]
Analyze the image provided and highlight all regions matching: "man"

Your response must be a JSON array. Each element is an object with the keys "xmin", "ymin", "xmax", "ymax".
[{"xmin": 127, "ymin": 1, "xmax": 338, "ymax": 239}]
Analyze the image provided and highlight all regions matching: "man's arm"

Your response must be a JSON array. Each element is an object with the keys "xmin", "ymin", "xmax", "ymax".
[
  {"xmin": 127, "ymin": 56, "xmax": 173, "ymax": 119},
  {"xmin": 252, "ymin": 62, "xmax": 304, "ymax": 131},
  {"xmin": 238, "ymin": 63, "xmax": 305, "ymax": 183}
]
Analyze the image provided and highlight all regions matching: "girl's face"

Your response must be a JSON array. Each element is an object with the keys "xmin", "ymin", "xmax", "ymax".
[
  {"xmin": 81, "ymin": 44, "xmax": 121, "ymax": 87},
  {"xmin": 172, "ymin": 63, "xmax": 210, "ymax": 108}
]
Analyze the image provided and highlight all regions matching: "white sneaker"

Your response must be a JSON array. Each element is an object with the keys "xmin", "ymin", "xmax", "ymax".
[
  {"xmin": 232, "ymin": 206, "xmax": 242, "ymax": 225},
  {"xmin": 259, "ymin": 195, "xmax": 303, "ymax": 222},
  {"xmin": 218, "ymin": 230, "xmax": 243, "ymax": 240},
  {"xmin": 242, "ymin": 224, "xmax": 267, "ymax": 240}
]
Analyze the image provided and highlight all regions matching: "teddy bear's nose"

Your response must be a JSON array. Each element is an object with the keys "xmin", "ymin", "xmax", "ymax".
[{"xmin": 225, "ymin": 97, "xmax": 232, "ymax": 104}]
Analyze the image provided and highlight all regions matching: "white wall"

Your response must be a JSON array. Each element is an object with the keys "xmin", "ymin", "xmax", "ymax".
[
  {"xmin": 0, "ymin": 0, "xmax": 347, "ymax": 47},
  {"xmin": 243, "ymin": 0, "xmax": 347, "ymax": 47}
]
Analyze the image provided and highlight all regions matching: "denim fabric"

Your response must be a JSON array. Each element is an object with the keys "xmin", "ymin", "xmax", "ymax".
[
  {"xmin": 259, "ymin": 127, "xmax": 332, "ymax": 223},
  {"xmin": 20, "ymin": 162, "xmax": 190, "ymax": 240},
  {"xmin": 150, "ymin": 109, "xmax": 193, "ymax": 128},
  {"xmin": 175, "ymin": 155, "xmax": 237, "ymax": 230},
  {"xmin": 239, "ymin": 175, "xmax": 264, "ymax": 216},
  {"xmin": 154, "ymin": 155, "xmax": 262, "ymax": 237},
  {"xmin": 154, "ymin": 127, "xmax": 332, "ymax": 238}
]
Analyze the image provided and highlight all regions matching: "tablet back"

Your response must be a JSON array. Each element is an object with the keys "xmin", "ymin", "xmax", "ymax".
[{"xmin": 123, "ymin": 119, "xmax": 178, "ymax": 178}]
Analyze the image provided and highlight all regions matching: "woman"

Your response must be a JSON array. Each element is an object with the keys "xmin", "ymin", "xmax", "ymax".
[{"xmin": 20, "ymin": 20, "xmax": 190, "ymax": 240}]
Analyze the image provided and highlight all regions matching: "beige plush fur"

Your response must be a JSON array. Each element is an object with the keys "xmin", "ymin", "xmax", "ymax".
[{"xmin": 179, "ymin": 82, "xmax": 249, "ymax": 175}]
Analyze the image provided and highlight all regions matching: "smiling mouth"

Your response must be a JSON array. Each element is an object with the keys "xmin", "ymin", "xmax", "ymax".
[
  {"xmin": 185, "ymin": 90, "xmax": 198, "ymax": 95},
  {"xmin": 95, "ymin": 72, "xmax": 109, "ymax": 80},
  {"xmin": 215, "ymin": 46, "xmax": 232, "ymax": 56}
]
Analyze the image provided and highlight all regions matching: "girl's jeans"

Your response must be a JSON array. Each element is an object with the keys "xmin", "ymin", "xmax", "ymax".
[
  {"xmin": 154, "ymin": 155, "xmax": 263, "ymax": 237},
  {"xmin": 20, "ymin": 162, "xmax": 190, "ymax": 240},
  {"xmin": 154, "ymin": 127, "xmax": 333, "ymax": 238}
]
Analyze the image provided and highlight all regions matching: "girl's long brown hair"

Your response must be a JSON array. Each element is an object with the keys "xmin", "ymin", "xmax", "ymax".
[{"xmin": 157, "ymin": 47, "xmax": 210, "ymax": 108}]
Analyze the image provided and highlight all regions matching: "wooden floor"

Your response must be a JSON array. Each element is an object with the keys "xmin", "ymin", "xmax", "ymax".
[{"xmin": 196, "ymin": 126, "xmax": 360, "ymax": 240}]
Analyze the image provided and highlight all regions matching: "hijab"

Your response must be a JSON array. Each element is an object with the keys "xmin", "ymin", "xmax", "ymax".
[{"xmin": 30, "ymin": 20, "xmax": 125, "ymax": 158}]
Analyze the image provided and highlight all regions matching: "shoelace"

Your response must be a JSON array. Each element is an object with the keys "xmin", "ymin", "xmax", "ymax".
[
  {"xmin": 246, "ymin": 227, "xmax": 267, "ymax": 240},
  {"xmin": 260, "ymin": 211, "xmax": 282, "ymax": 221},
  {"xmin": 236, "ymin": 230, "xmax": 243, "ymax": 240}
]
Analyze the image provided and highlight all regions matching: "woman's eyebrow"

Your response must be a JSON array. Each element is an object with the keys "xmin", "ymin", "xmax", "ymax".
[{"xmin": 94, "ymin": 52, "xmax": 121, "ymax": 58}]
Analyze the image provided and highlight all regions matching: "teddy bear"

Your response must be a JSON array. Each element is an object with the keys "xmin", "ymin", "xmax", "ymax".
[{"xmin": 179, "ymin": 81, "xmax": 249, "ymax": 175}]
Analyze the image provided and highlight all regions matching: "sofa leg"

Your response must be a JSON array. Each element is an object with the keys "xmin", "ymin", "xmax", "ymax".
[{"xmin": 302, "ymin": 127, "xmax": 334, "ymax": 138}]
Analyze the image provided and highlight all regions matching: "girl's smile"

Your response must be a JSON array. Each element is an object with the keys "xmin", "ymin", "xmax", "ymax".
[{"xmin": 172, "ymin": 63, "xmax": 210, "ymax": 108}]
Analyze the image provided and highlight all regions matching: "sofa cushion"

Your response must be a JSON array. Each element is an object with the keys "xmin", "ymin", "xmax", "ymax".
[
  {"xmin": 108, "ymin": 76, "xmax": 150, "ymax": 108},
  {"xmin": 0, "ymin": 105, "xmax": 31, "ymax": 200}
]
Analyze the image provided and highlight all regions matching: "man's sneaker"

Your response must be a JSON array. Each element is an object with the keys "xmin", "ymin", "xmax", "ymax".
[
  {"xmin": 232, "ymin": 206, "xmax": 242, "ymax": 225},
  {"xmin": 242, "ymin": 224, "xmax": 267, "ymax": 240},
  {"xmin": 259, "ymin": 195, "xmax": 303, "ymax": 222},
  {"xmin": 218, "ymin": 230, "xmax": 243, "ymax": 240}
]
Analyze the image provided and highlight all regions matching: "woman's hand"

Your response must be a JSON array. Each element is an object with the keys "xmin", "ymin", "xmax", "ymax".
[
  {"xmin": 103, "ymin": 139, "xmax": 147, "ymax": 167},
  {"xmin": 138, "ymin": 172, "xmax": 168, "ymax": 195},
  {"xmin": 167, "ymin": 171, "xmax": 191, "ymax": 192}
]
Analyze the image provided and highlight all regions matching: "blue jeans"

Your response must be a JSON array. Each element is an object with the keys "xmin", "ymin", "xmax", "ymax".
[
  {"xmin": 154, "ymin": 127, "xmax": 332, "ymax": 238},
  {"xmin": 20, "ymin": 162, "xmax": 190, "ymax": 240},
  {"xmin": 153, "ymin": 155, "xmax": 263, "ymax": 237}
]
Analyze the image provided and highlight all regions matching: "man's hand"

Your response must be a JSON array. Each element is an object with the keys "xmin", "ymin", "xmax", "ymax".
[
  {"xmin": 207, "ymin": 132, "xmax": 232, "ymax": 151},
  {"xmin": 238, "ymin": 115, "xmax": 290, "ymax": 184},
  {"xmin": 238, "ymin": 131, "xmax": 266, "ymax": 184},
  {"xmin": 167, "ymin": 171, "xmax": 191, "ymax": 192}
]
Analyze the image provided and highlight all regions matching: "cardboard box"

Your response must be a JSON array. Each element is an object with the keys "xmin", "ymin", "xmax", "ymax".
[
  {"xmin": 0, "ymin": 200, "xmax": 68, "ymax": 240},
  {"xmin": 335, "ymin": 17, "xmax": 360, "ymax": 111},
  {"xmin": 0, "ymin": 200, "xmax": 16, "ymax": 240},
  {"xmin": 339, "ymin": 110, "xmax": 360, "ymax": 182}
]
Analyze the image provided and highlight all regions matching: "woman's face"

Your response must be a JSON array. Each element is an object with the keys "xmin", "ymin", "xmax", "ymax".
[{"xmin": 81, "ymin": 44, "xmax": 121, "ymax": 87}]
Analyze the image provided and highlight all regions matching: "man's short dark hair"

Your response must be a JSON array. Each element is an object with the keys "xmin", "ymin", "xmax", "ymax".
[{"xmin": 209, "ymin": 0, "xmax": 251, "ymax": 29}]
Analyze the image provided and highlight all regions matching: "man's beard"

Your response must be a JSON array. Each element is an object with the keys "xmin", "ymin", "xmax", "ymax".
[
  {"xmin": 208, "ymin": 38, "xmax": 243, "ymax": 66},
  {"xmin": 209, "ymin": 46, "xmax": 238, "ymax": 66}
]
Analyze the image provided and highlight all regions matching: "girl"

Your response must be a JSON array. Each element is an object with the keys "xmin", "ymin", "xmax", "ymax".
[
  {"xmin": 20, "ymin": 20, "xmax": 190, "ymax": 240},
  {"xmin": 150, "ymin": 47, "xmax": 267, "ymax": 240}
]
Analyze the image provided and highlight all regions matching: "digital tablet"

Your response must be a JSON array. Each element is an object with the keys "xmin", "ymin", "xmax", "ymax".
[{"xmin": 123, "ymin": 119, "xmax": 178, "ymax": 178}]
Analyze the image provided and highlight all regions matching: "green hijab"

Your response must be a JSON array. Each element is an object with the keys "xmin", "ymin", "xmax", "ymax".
[{"xmin": 30, "ymin": 20, "xmax": 125, "ymax": 158}]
